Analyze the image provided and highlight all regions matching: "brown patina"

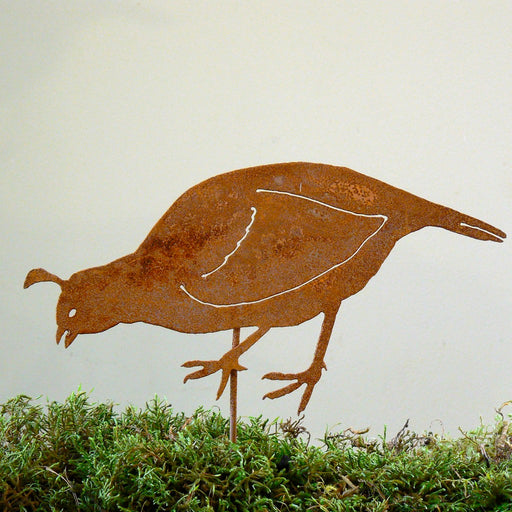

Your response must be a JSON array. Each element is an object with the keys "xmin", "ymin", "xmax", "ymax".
[{"xmin": 24, "ymin": 162, "xmax": 506, "ymax": 415}]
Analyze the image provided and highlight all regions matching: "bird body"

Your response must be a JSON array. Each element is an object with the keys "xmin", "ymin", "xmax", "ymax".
[{"xmin": 25, "ymin": 162, "xmax": 506, "ymax": 413}]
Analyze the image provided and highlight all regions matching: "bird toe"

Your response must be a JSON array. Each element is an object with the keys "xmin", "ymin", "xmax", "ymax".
[
  {"xmin": 262, "ymin": 371, "xmax": 297, "ymax": 381},
  {"xmin": 263, "ymin": 381, "xmax": 302, "ymax": 400},
  {"xmin": 182, "ymin": 360, "xmax": 219, "ymax": 383},
  {"xmin": 181, "ymin": 360, "xmax": 204, "ymax": 368}
]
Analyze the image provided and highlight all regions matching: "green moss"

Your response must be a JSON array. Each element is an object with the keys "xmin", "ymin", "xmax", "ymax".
[{"xmin": 0, "ymin": 393, "xmax": 511, "ymax": 511}]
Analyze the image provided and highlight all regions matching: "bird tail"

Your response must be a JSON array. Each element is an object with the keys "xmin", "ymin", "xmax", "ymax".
[{"xmin": 436, "ymin": 207, "xmax": 506, "ymax": 243}]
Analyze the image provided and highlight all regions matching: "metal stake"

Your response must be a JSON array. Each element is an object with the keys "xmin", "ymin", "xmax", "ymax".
[{"xmin": 230, "ymin": 327, "xmax": 240, "ymax": 443}]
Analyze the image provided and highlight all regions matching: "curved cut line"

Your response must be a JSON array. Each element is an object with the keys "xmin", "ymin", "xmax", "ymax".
[
  {"xmin": 459, "ymin": 222, "xmax": 504, "ymax": 240},
  {"xmin": 181, "ymin": 189, "xmax": 388, "ymax": 308},
  {"xmin": 256, "ymin": 188, "xmax": 386, "ymax": 219},
  {"xmin": 201, "ymin": 206, "xmax": 257, "ymax": 278}
]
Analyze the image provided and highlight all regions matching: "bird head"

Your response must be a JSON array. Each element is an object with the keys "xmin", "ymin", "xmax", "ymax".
[{"xmin": 24, "ymin": 267, "xmax": 120, "ymax": 347}]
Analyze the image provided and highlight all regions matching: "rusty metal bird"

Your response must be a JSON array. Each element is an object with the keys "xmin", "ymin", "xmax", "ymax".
[{"xmin": 24, "ymin": 162, "xmax": 506, "ymax": 413}]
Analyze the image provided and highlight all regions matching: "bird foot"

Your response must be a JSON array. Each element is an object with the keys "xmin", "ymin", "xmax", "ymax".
[
  {"xmin": 182, "ymin": 355, "xmax": 247, "ymax": 400},
  {"xmin": 262, "ymin": 362, "xmax": 327, "ymax": 414}
]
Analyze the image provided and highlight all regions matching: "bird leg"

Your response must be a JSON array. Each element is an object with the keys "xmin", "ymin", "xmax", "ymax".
[
  {"xmin": 263, "ymin": 307, "xmax": 338, "ymax": 414},
  {"xmin": 182, "ymin": 326, "xmax": 270, "ymax": 400}
]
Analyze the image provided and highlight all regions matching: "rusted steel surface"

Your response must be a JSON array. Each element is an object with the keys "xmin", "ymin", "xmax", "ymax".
[
  {"xmin": 230, "ymin": 327, "xmax": 240, "ymax": 443},
  {"xmin": 24, "ymin": 162, "xmax": 506, "ymax": 413}
]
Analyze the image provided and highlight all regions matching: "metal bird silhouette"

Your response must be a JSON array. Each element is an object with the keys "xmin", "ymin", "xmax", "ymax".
[{"xmin": 24, "ymin": 163, "xmax": 506, "ymax": 413}]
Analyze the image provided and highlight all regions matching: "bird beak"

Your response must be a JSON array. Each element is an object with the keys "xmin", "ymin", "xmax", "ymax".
[{"xmin": 56, "ymin": 326, "xmax": 78, "ymax": 348}]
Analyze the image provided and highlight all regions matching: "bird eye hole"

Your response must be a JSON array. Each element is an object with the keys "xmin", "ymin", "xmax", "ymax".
[{"xmin": 68, "ymin": 308, "xmax": 77, "ymax": 318}]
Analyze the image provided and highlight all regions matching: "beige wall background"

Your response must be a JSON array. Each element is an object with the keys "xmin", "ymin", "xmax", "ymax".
[{"xmin": 2, "ymin": 1, "xmax": 511, "ymax": 438}]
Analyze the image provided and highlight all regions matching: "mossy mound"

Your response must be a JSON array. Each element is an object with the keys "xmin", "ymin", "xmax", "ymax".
[{"xmin": 1, "ymin": 393, "xmax": 511, "ymax": 511}]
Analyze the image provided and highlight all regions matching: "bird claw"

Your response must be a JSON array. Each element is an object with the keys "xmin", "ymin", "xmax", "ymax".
[
  {"xmin": 262, "ymin": 363, "xmax": 326, "ymax": 414},
  {"xmin": 182, "ymin": 360, "xmax": 219, "ymax": 381},
  {"xmin": 182, "ymin": 357, "xmax": 247, "ymax": 400}
]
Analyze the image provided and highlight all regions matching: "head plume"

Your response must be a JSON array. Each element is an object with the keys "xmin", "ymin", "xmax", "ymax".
[{"xmin": 24, "ymin": 268, "xmax": 65, "ymax": 289}]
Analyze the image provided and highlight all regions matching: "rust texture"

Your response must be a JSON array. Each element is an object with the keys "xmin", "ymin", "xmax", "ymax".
[
  {"xmin": 24, "ymin": 162, "xmax": 506, "ymax": 414},
  {"xmin": 230, "ymin": 327, "xmax": 240, "ymax": 442}
]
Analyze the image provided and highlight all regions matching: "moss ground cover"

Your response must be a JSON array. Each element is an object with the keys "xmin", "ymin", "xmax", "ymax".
[{"xmin": 1, "ymin": 392, "xmax": 511, "ymax": 511}]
